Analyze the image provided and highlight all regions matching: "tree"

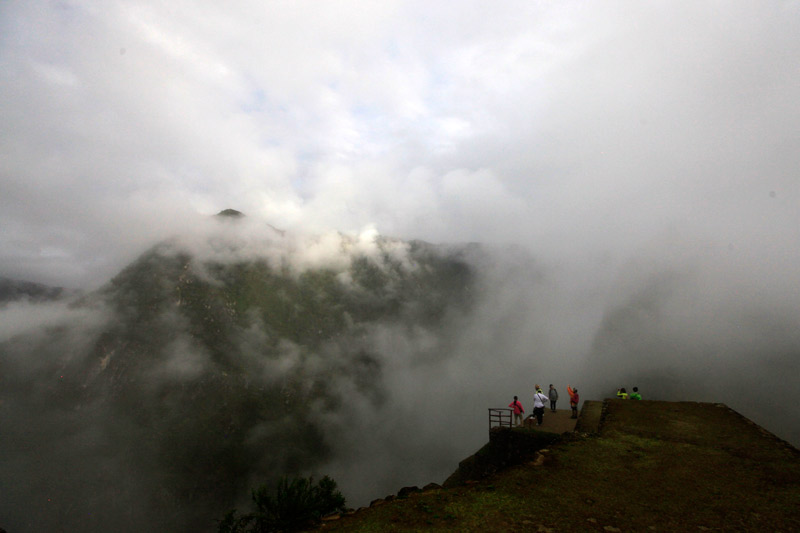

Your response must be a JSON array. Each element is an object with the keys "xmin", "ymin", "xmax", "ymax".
[{"xmin": 218, "ymin": 475, "xmax": 346, "ymax": 533}]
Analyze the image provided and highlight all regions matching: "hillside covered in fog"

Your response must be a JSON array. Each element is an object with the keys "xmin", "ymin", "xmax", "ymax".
[
  {"xmin": 3, "ymin": 211, "xmax": 800, "ymax": 532},
  {"xmin": 0, "ymin": 214, "xmax": 479, "ymax": 532}
]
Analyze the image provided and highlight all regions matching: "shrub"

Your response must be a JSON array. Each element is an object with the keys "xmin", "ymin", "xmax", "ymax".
[{"xmin": 218, "ymin": 475, "xmax": 346, "ymax": 533}]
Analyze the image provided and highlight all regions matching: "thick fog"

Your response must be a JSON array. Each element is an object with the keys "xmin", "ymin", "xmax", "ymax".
[{"xmin": 2, "ymin": 0, "xmax": 800, "ymax": 530}]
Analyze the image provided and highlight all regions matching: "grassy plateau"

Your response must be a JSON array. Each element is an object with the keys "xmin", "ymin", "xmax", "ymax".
[{"xmin": 318, "ymin": 400, "xmax": 800, "ymax": 532}]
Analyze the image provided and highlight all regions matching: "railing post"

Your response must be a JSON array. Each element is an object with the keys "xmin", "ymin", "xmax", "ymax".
[{"xmin": 488, "ymin": 408, "xmax": 513, "ymax": 431}]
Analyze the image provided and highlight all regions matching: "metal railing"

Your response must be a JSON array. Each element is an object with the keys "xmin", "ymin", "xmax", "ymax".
[{"xmin": 488, "ymin": 408, "xmax": 513, "ymax": 430}]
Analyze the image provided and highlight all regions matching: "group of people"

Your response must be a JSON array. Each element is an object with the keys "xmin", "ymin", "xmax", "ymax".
[
  {"xmin": 616, "ymin": 387, "xmax": 642, "ymax": 400},
  {"xmin": 508, "ymin": 384, "xmax": 581, "ymax": 428}
]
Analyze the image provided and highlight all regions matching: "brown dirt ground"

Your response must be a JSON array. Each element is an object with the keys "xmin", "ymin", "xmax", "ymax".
[{"xmin": 521, "ymin": 408, "xmax": 578, "ymax": 434}]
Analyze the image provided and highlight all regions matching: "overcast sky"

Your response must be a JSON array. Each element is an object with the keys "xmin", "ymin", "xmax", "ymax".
[
  {"xmin": 2, "ymin": 0, "xmax": 800, "ymax": 290},
  {"xmin": 3, "ymin": 5, "xmax": 800, "ymax": 522}
]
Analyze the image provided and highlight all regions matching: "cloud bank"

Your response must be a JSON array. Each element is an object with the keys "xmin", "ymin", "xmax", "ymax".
[
  {"xmin": 2, "ymin": 0, "xmax": 800, "ymax": 528},
  {"xmin": 3, "ymin": 1, "xmax": 798, "ymax": 287}
]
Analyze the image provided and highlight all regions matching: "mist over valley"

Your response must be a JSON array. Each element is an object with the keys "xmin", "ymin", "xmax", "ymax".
[
  {"xmin": 3, "ymin": 1, "xmax": 800, "ymax": 531},
  {"xmin": 2, "ymin": 215, "xmax": 799, "ymax": 531}
]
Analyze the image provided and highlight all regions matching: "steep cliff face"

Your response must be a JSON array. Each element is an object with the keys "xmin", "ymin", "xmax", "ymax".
[{"xmin": 0, "ymin": 225, "xmax": 479, "ymax": 532}]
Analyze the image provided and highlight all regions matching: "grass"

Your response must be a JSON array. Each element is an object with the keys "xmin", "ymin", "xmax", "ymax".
[{"xmin": 318, "ymin": 400, "xmax": 800, "ymax": 532}]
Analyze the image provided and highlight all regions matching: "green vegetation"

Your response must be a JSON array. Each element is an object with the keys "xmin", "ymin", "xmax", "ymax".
[
  {"xmin": 10, "ymin": 233, "xmax": 477, "ymax": 529},
  {"xmin": 218, "ymin": 475, "xmax": 346, "ymax": 532},
  {"xmin": 321, "ymin": 401, "xmax": 800, "ymax": 532}
]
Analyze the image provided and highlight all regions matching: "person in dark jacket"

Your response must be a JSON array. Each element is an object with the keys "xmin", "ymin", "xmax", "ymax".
[{"xmin": 548, "ymin": 384, "xmax": 558, "ymax": 412}]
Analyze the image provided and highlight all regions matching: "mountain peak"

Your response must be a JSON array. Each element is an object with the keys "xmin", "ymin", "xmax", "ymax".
[{"xmin": 215, "ymin": 208, "xmax": 245, "ymax": 218}]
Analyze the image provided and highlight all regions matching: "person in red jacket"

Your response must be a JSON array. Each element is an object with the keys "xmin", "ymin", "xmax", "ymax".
[
  {"xmin": 508, "ymin": 395, "xmax": 525, "ymax": 427},
  {"xmin": 567, "ymin": 385, "xmax": 579, "ymax": 419}
]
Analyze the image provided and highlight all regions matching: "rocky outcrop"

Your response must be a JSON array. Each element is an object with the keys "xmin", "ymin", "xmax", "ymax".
[{"xmin": 442, "ymin": 427, "xmax": 561, "ymax": 488}]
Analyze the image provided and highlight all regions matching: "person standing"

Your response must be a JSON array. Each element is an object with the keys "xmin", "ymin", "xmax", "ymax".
[
  {"xmin": 616, "ymin": 388, "xmax": 629, "ymax": 400},
  {"xmin": 630, "ymin": 387, "xmax": 642, "ymax": 400},
  {"xmin": 548, "ymin": 384, "xmax": 558, "ymax": 412},
  {"xmin": 509, "ymin": 396, "xmax": 525, "ymax": 427},
  {"xmin": 532, "ymin": 388, "xmax": 549, "ymax": 425},
  {"xmin": 567, "ymin": 385, "xmax": 579, "ymax": 419}
]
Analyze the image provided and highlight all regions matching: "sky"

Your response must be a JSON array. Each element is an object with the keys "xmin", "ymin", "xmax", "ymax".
[
  {"xmin": 2, "ymin": 0, "xmax": 798, "ymax": 290},
  {"xmin": 2, "ymin": 2, "xmax": 800, "ymax": 526}
]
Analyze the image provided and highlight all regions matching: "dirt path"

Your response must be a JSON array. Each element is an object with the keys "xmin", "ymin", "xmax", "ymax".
[{"xmin": 523, "ymin": 408, "xmax": 578, "ymax": 433}]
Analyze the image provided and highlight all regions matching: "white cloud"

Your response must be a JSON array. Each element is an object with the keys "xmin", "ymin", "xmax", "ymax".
[
  {"xmin": 5, "ymin": 2, "xmax": 800, "ymax": 524},
  {"xmin": 1, "ymin": 1, "xmax": 800, "ymax": 335}
]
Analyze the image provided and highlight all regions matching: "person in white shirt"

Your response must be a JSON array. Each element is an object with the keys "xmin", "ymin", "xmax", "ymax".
[{"xmin": 532, "ymin": 387, "xmax": 549, "ymax": 425}]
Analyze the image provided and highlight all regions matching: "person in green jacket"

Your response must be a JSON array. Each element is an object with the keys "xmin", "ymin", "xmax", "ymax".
[
  {"xmin": 616, "ymin": 387, "xmax": 628, "ymax": 400},
  {"xmin": 629, "ymin": 387, "xmax": 642, "ymax": 400}
]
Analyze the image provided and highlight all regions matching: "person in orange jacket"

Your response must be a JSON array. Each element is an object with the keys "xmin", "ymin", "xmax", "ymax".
[{"xmin": 567, "ymin": 385, "xmax": 579, "ymax": 419}]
